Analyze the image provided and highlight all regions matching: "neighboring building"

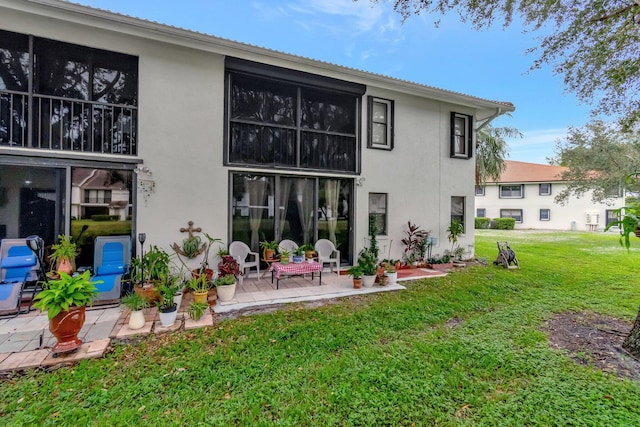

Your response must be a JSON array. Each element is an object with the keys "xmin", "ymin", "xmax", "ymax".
[
  {"xmin": 0, "ymin": 0, "xmax": 514, "ymax": 265},
  {"xmin": 71, "ymin": 169, "xmax": 131, "ymax": 221},
  {"xmin": 475, "ymin": 160, "xmax": 624, "ymax": 231}
]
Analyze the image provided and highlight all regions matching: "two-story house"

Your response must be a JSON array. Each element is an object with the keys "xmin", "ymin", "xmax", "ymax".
[
  {"xmin": 475, "ymin": 160, "xmax": 624, "ymax": 231},
  {"xmin": 0, "ymin": 0, "xmax": 514, "ymax": 265}
]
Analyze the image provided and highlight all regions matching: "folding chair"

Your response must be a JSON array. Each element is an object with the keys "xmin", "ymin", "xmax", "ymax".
[
  {"xmin": 92, "ymin": 236, "xmax": 131, "ymax": 302},
  {"xmin": 0, "ymin": 239, "xmax": 39, "ymax": 317}
]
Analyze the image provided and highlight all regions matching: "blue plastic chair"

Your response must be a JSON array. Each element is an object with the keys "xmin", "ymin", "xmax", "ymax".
[
  {"xmin": 92, "ymin": 236, "xmax": 131, "ymax": 302},
  {"xmin": 0, "ymin": 240, "xmax": 38, "ymax": 317}
]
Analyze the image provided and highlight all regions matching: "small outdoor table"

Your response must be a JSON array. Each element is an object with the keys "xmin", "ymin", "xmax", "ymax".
[{"xmin": 268, "ymin": 261, "xmax": 322, "ymax": 289}]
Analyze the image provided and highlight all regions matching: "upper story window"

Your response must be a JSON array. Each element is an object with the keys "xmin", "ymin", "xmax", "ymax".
[
  {"xmin": 0, "ymin": 30, "xmax": 138, "ymax": 155},
  {"xmin": 368, "ymin": 193, "xmax": 387, "ymax": 235},
  {"xmin": 367, "ymin": 96, "xmax": 394, "ymax": 150},
  {"xmin": 450, "ymin": 112, "xmax": 473, "ymax": 159},
  {"xmin": 539, "ymin": 183, "xmax": 552, "ymax": 196},
  {"xmin": 475, "ymin": 185, "xmax": 485, "ymax": 196},
  {"xmin": 500, "ymin": 184, "xmax": 524, "ymax": 198},
  {"xmin": 226, "ymin": 58, "xmax": 365, "ymax": 173}
]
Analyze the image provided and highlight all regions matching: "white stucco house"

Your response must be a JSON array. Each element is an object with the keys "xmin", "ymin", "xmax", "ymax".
[
  {"xmin": 475, "ymin": 160, "xmax": 625, "ymax": 231},
  {"xmin": 0, "ymin": 0, "xmax": 514, "ymax": 266}
]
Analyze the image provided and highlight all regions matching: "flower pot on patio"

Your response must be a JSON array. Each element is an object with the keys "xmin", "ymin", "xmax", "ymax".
[
  {"xmin": 159, "ymin": 304, "xmax": 178, "ymax": 327},
  {"xmin": 362, "ymin": 274, "xmax": 376, "ymax": 287},
  {"xmin": 128, "ymin": 309, "xmax": 146, "ymax": 330},
  {"xmin": 384, "ymin": 271, "xmax": 398, "ymax": 285},
  {"xmin": 193, "ymin": 290, "xmax": 208, "ymax": 304},
  {"xmin": 49, "ymin": 305, "xmax": 86, "ymax": 354}
]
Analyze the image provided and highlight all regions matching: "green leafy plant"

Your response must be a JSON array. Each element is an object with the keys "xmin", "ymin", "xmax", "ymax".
[
  {"xmin": 357, "ymin": 248, "xmax": 378, "ymax": 276},
  {"xmin": 187, "ymin": 273, "xmax": 210, "ymax": 293},
  {"xmin": 346, "ymin": 265, "xmax": 363, "ymax": 279},
  {"xmin": 260, "ymin": 240, "xmax": 279, "ymax": 251},
  {"xmin": 214, "ymin": 274, "xmax": 236, "ymax": 287},
  {"xmin": 181, "ymin": 235, "xmax": 202, "ymax": 258},
  {"xmin": 197, "ymin": 233, "xmax": 223, "ymax": 275},
  {"xmin": 121, "ymin": 292, "xmax": 149, "ymax": 311},
  {"xmin": 293, "ymin": 247, "xmax": 304, "ymax": 256},
  {"xmin": 299, "ymin": 243, "xmax": 315, "ymax": 252},
  {"xmin": 155, "ymin": 274, "xmax": 181, "ymax": 312},
  {"xmin": 401, "ymin": 221, "xmax": 428, "ymax": 263},
  {"xmin": 48, "ymin": 234, "xmax": 78, "ymax": 271},
  {"xmin": 447, "ymin": 219, "xmax": 465, "ymax": 253},
  {"xmin": 187, "ymin": 301, "xmax": 208, "ymax": 321},
  {"xmin": 32, "ymin": 271, "xmax": 100, "ymax": 319},
  {"xmin": 604, "ymin": 204, "xmax": 640, "ymax": 251}
]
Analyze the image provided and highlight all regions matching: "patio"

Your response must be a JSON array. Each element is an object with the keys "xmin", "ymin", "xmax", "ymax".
[{"xmin": 0, "ymin": 268, "xmax": 446, "ymax": 372}]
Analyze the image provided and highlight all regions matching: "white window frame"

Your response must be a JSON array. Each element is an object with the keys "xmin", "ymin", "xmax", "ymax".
[
  {"xmin": 367, "ymin": 96, "xmax": 394, "ymax": 150},
  {"xmin": 499, "ymin": 184, "xmax": 524, "ymax": 199},
  {"xmin": 540, "ymin": 209, "xmax": 550, "ymax": 221},
  {"xmin": 539, "ymin": 183, "xmax": 552, "ymax": 196}
]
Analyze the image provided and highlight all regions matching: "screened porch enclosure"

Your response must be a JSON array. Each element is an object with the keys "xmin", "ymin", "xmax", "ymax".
[{"xmin": 231, "ymin": 173, "xmax": 352, "ymax": 265}]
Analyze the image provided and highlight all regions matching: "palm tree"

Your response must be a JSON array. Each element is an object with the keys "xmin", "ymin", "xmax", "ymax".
[{"xmin": 475, "ymin": 124, "xmax": 522, "ymax": 185}]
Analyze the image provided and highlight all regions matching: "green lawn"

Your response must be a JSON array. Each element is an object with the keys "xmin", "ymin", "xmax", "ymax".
[{"xmin": 2, "ymin": 230, "xmax": 640, "ymax": 425}]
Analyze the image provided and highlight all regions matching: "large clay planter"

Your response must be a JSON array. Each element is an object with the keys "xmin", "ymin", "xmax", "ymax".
[
  {"xmin": 50, "ymin": 305, "xmax": 86, "ymax": 355},
  {"xmin": 193, "ymin": 290, "xmax": 208, "ymax": 304},
  {"xmin": 128, "ymin": 310, "xmax": 146, "ymax": 330},
  {"xmin": 216, "ymin": 283, "xmax": 237, "ymax": 302}
]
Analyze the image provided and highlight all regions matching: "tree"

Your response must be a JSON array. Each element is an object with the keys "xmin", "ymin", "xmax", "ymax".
[
  {"xmin": 364, "ymin": 0, "xmax": 640, "ymax": 129},
  {"xmin": 551, "ymin": 120, "xmax": 640, "ymax": 204},
  {"xmin": 475, "ymin": 124, "xmax": 522, "ymax": 185}
]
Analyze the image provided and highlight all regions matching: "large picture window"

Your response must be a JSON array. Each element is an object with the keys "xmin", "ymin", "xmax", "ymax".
[
  {"xmin": 500, "ymin": 185, "xmax": 524, "ymax": 198},
  {"xmin": 0, "ymin": 29, "xmax": 138, "ymax": 155},
  {"xmin": 226, "ymin": 58, "xmax": 364, "ymax": 173},
  {"xmin": 501, "ymin": 209, "xmax": 523, "ymax": 223}
]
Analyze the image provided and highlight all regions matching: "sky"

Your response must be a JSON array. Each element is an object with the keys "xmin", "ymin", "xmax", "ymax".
[{"xmin": 76, "ymin": 0, "xmax": 594, "ymax": 164}]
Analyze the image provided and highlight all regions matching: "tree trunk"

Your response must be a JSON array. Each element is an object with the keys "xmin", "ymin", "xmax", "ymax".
[{"xmin": 623, "ymin": 307, "xmax": 640, "ymax": 358}]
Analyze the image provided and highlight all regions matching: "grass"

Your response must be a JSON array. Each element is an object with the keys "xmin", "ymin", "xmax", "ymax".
[{"xmin": 2, "ymin": 230, "xmax": 640, "ymax": 425}]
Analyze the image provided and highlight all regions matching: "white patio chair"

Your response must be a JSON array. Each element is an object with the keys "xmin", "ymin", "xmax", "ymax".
[
  {"xmin": 229, "ymin": 241, "xmax": 260, "ymax": 283},
  {"xmin": 278, "ymin": 239, "xmax": 299, "ymax": 256},
  {"xmin": 315, "ymin": 239, "xmax": 340, "ymax": 273}
]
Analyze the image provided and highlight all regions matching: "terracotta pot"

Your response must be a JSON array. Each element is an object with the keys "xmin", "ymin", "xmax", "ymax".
[
  {"xmin": 207, "ymin": 287, "xmax": 217, "ymax": 306},
  {"xmin": 264, "ymin": 249, "xmax": 275, "ymax": 260},
  {"xmin": 50, "ymin": 305, "xmax": 86, "ymax": 354},
  {"xmin": 193, "ymin": 290, "xmax": 208, "ymax": 304},
  {"xmin": 353, "ymin": 278, "xmax": 362, "ymax": 289},
  {"xmin": 305, "ymin": 250, "xmax": 315, "ymax": 260},
  {"xmin": 134, "ymin": 284, "xmax": 160, "ymax": 303},
  {"xmin": 57, "ymin": 258, "xmax": 73, "ymax": 275}
]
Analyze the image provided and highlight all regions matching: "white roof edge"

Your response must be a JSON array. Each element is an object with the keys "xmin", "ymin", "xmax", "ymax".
[{"xmin": 7, "ymin": 0, "xmax": 515, "ymax": 112}]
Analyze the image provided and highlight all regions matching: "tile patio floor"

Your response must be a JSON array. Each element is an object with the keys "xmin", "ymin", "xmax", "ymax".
[{"xmin": 0, "ymin": 268, "xmax": 446, "ymax": 373}]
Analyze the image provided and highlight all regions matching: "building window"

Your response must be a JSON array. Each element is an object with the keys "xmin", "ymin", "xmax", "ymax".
[
  {"xmin": 0, "ymin": 29, "xmax": 138, "ymax": 154},
  {"xmin": 367, "ymin": 96, "xmax": 394, "ymax": 150},
  {"xmin": 499, "ymin": 185, "xmax": 524, "ymax": 198},
  {"xmin": 540, "ymin": 209, "xmax": 550, "ymax": 221},
  {"xmin": 451, "ymin": 196, "xmax": 465, "ymax": 226},
  {"xmin": 369, "ymin": 193, "xmax": 387, "ymax": 235},
  {"xmin": 477, "ymin": 208, "xmax": 486, "ymax": 218},
  {"xmin": 226, "ymin": 58, "xmax": 365, "ymax": 173},
  {"xmin": 450, "ymin": 112, "xmax": 473, "ymax": 159},
  {"xmin": 605, "ymin": 209, "xmax": 618, "ymax": 227},
  {"xmin": 475, "ymin": 185, "xmax": 485, "ymax": 196},
  {"xmin": 539, "ymin": 183, "xmax": 552, "ymax": 196},
  {"xmin": 501, "ymin": 209, "xmax": 523, "ymax": 223}
]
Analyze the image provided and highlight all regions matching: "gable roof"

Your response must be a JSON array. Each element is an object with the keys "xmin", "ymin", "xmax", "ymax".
[
  {"xmin": 2, "ymin": 0, "xmax": 514, "ymax": 120},
  {"xmin": 488, "ymin": 160, "xmax": 569, "ymax": 184}
]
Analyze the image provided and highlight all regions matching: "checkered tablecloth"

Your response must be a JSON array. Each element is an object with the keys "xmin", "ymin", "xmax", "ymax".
[{"xmin": 269, "ymin": 261, "xmax": 322, "ymax": 279}]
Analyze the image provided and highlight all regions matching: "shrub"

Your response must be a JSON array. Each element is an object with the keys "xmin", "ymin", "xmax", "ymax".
[
  {"xmin": 493, "ymin": 217, "xmax": 516, "ymax": 230},
  {"xmin": 475, "ymin": 217, "xmax": 490, "ymax": 229}
]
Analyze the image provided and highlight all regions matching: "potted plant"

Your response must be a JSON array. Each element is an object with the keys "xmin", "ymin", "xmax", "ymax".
[
  {"xmin": 214, "ymin": 274, "xmax": 237, "ymax": 302},
  {"xmin": 121, "ymin": 292, "xmax": 149, "ymax": 330},
  {"xmin": 300, "ymin": 243, "xmax": 315, "ymax": 261},
  {"xmin": 347, "ymin": 265, "xmax": 363, "ymax": 289},
  {"xmin": 48, "ymin": 234, "xmax": 78, "ymax": 275},
  {"xmin": 383, "ymin": 262, "xmax": 398, "ymax": 285},
  {"xmin": 187, "ymin": 301, "xmax": 209, "ymax": 321},
  {"xmin": 192, "ymin": 233, "xmax": 222, "ymax": 283},
  {"xmin": 187, "ymin": 272, "xmax": 210, "ymax": 305},
  {"xmin": 32, "ymin": 270, "xmax": 100, "ymax": 355},
  {"xmin": 292, "ymin": 247, "xmax": 305, "ymax": 264},
  {"xmin": 260, "ymin": 240, "xmax": 279, "ymax": 260},
  {"xmin": 278, "ymin": 248, "xmax": 291, "ymax": 265},
  {"xmin": 156, "ymin": 275, "xmax": 180, "ymax": 327},
  {"xmin": 130, "ymin": 245, "xmax": 171, "ymax": 303},
  {"xmin": 605, "ymin": 205, "xmax": 640, "ymax": 251},
  {"xmin": 358, "ymin": 248, "xmax": 378, "ymax": 287},
  {"xmin": 401, "ymin": 221, "xmax": 428, "ymax": 266}
]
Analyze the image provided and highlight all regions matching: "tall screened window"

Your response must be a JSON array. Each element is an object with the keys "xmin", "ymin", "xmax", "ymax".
[
  {"xmin": 450, "ymin": 112, "xmax": 473, "ymax": 159},
  {"xmin": 451, "ymin": 196, "xmax": 465, "ymax": 226},
  {"xmin": 368, "ymin": 193, "xmax": 387, "ymax": 235},
  {"xmin": 226, "ymin": 58, "xmax": 364, "ymax": 173},
  {"xmin": 0, "ymin": 30, "xmax": 138, "ymax": 154}
]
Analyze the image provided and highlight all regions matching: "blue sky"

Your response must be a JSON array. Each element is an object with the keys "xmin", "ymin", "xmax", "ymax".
[{"xmin": 76, "ymin": 0, "xmax": 593, "ymax": 164}]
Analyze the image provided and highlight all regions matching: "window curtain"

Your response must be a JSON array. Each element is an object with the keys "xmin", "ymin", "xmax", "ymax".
[
  {"xmin": 325, "ymin": 180, "xmax": 340, "ymax": 245},
  {"xmin": 246, "ymin": 177, "xmax": 267, "ymax": 251},
  {"xmin": 296, "ymin": 179, "xmax": 314, "ymax": 244},
  {"xmin": 278, "ymin": 178, "xmax": 292, "ymax": 240}
]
